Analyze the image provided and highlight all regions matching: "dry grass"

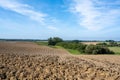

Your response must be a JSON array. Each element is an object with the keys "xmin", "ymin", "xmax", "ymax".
[
  {"xmin": 81, "ymin": 42, "xmax": 101, "ymax": 45},
  {"xmin": 0, "ymin": 42, "xmax": 120, "ymax": 80}
]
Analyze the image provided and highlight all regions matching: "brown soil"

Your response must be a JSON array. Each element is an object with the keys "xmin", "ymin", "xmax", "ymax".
[{"xmin": 0, "ymin": 42, "xmax": 120, "ymax": 80}]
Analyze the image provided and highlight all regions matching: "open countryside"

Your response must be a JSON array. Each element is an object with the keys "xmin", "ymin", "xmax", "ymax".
[{"xmin": 1, "ymin": 0, "xmax": 120, "ymax": 80}]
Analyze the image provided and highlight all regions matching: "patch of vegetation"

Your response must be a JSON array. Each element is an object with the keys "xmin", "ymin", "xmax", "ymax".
[
  {"xmin": 67, "ymin": 49, "xmax": 81, "ymax": 55},
  {"xmin": 48, "ymin": 37, "xmax": 63, "ymax": 46},
  {"xmin": 35, "ymin": 41, "xmax": 48, "ymax": 46},
  {"xmin": 97, "ymin": 40, "xmax": 120, "ymax": 47},
  {"xmin": 96, "ymin": 42, "xmax": 108, "ymax": 46},
  {"xmin": 36, "ymin": 38, "xmax": 118, "ymax": 55},
  {"xmin": 51, "ymin": 46, "xmax": 64, "ymax": 49},
  {"xmin": 49, "ymin": 45, "xmax": 81, "ymax": 55},
  {"xmin": 108, "ymin": 47, "xmax": 120, "ymax": 55},
  {"xmin": 85, "ymin": 45, "xmax": 114, "ymax": 54},
  {"xmin": 56, "ymin": 42, "xmax": 114, "ymax": 54},
  {"xmin": 56, "ymin": 42, "xmax": 86, "ymax": 53}
]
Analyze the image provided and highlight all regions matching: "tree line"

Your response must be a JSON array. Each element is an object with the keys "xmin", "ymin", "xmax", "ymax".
[
  {"xmin": 48, "ymin": 37, "xmax": 115, "ymax": 54},
  {"xmin": 97, "ymin": 41, "xmax": 120, "ymax": 47}
]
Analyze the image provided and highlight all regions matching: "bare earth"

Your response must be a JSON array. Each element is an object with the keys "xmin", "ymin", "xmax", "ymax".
[{"xmin": 0, "ymin": 42, "xmax": 120, "ymax": 80}]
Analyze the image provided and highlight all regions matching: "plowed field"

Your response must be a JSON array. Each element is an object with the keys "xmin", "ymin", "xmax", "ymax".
[{"xmin": 0, "ymin": 42, "xmax": 120, "ymax": 80}]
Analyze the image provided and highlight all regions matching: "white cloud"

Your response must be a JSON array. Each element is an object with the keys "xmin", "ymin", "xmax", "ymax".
[
  {"xmin": 70, "ymin": 0, "xmax": 120, "ymax": 31},
  {"xmin": 0, "ymin": 0, "xmax": 47, "ymax": 23},
  {"xmin": 0, "ymin": 0, "xmax": 60, "ymax": 31},
  {"xmin": 47, "ymin": 26, "xmax": 58, "ymax": 31}
]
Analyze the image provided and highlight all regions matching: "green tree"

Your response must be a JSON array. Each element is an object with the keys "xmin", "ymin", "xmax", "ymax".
[
  {"xmin": 48, "ymin": 37, "xmax": 54, "ymax": 45},
  {"xmin": 72, "ymin": 40, "xmax": 79, "ymax": 43},
  {"xmin": 77, "ymin": 43, "xmax": 86, "ymax": 53},
  {"xmin": 109, "ymin": 42, "xmax": 118, "ymax": 47},
  {"xmin": 85, "ymin": 45, "xmax": 114, "ymax": 54},
  {"xmin": 48, "ymin": 37, "xmax": 63, "ymax": 46},
  {"xmin": 85, "ymin": 45, "xmax": 95, "ymax": 54}
]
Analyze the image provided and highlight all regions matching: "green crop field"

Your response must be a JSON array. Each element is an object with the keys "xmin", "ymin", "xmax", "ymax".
[
  {"xmin": 53, "ymin": 46, "xmax": 81, "ymax": 55},
  {"xmin": 35, "ymin": 41, "xmax": 48, "ymax": 46},
  {"xmin": 67, "ymin": 49, "xmax": 81, "ymax": 55},
  {"xmin": 109, "ymin": 47, "xmax": 120, "ymax": 55}
]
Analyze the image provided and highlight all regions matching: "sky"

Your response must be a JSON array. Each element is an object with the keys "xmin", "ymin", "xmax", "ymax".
[{"xmin": 0, "ymin": 0, "xmax": 120, "ymax": 40}]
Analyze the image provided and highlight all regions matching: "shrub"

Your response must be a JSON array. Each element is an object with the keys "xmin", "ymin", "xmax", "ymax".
[
  {"xmin": 77, "ymin": 43, "xmax": 86, "ymax": 53},
  {"xmin": 85, "ymin": 45, "xmax": 114, "ymax": 54},
  {"xmin": 85, "ymin": 45, "xmax": 95, "ymax": 54},
  {"xmin": 48, "ymin": 37, "xmax": 63, "ymax": 46},
  {"xmin": 56, "ymin": 42, "xmax": 86, "ymax": 53},
  {"xmin": 109, "ymin": 42, "xmax": 118, "ymax": 47},
  {"xmin": 96, "ymin": 42, "xmax": 107, "ymax": 47}
]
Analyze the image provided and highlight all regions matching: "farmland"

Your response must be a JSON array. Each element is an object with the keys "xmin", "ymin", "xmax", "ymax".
[
  {"xmin": 81, "ymin": 42, "xmax": 101, "ymax": 45},
  {"xmin": 109, "ymin": 47, "xmax": 120, "ymax": 54},
  {"xmin": 81, "ymin": 41, "xmax": 120, "ymax": 55},
  {"xmin": 0, "ymin": 41, "xmax": 120, "ymax": 80}
]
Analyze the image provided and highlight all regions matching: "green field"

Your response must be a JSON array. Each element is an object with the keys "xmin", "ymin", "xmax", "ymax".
[
  {"xmin": 109, "ymin": 47, "xmax": 120, "ymax": 55},
  {"xmin": 53, "ymin": 46, "xmax": 81, "ymax": 55},
  {"xmin": 51, "ymin": 46, "xmax": 64, "ymax": 49},
  {"xmin": 35, "ymin": 41, "xmax": 48, "ymax": 46},
  {"xmin": 66, "ymin": 49, "xmax": 81, "ymax": 55}
]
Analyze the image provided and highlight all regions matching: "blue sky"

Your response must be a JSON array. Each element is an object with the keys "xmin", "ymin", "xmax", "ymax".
[{"xmin": 0, "ymin": 0, "xmax": 120, "ymax": 40}]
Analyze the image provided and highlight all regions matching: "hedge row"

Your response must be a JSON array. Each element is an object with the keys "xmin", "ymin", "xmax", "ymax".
[{"xmin": 56, "ymin": 42, "xmax": 114, "ymax": 54}]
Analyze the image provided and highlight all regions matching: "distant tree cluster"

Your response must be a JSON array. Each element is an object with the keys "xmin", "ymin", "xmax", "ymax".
[
  {"xmin": 85, "ymin": 45, "xmax": 114, "ymax": 54},
  {"xmin": 97, "ymin": 40, "xmax": 120, "ymax": 47},
  {"xmin": 105, "ymin": 40, "xmax": 115, "ymax": 42},
  {"xmin": 96, "ymin": 43, "xmax": 107, "ymax": 47},
  {"xmin": 48, "ymin": 37, "xmax": 63, "ymax": 46},
  {"xmin": 109, "ymin": 42, "xmax": 120, "ymax": 47}
]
